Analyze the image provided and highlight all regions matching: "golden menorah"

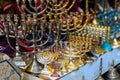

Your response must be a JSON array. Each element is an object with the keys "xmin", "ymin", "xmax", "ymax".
[
  {"xmin": 59, "ymin": 32, "xmax": 93, "ymax": 72},
  {"xmin": 45, "ymin": 0, "xmax": 76, "ymax": 15}
]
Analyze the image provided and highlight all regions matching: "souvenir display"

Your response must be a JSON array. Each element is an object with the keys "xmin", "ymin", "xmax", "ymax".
[{"xmin": 0, "ymin": 0, "xmax": 120, "ymax": 80}]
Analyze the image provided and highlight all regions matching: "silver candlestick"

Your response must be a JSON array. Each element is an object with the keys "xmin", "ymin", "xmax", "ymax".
[
  {"xmin": 106, "ymin": 60, "xmax": 120, "ymax": 80},
  {"xmin": 0, "ymin": 0, "xmax": 50, "ymax": 74},
  {"xmin": 96, "ymin": 58, "xmax": 104, "ymax": 80},
  {"xmin": 16, "ymin": 0, "xmax": 48, "ymax": 15},
  {"xmin": 1, "ymin": 13, "xmax": 61, "ymax": 74}
]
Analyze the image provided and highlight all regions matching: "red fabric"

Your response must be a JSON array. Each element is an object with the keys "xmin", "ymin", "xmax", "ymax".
[
  {"xmin": 37, "ymin": 0, "xmax": 41, "ymax": 6},
  {"xmin": 18, "ymin": 40, "xmax": 39, "ymax": 52}
]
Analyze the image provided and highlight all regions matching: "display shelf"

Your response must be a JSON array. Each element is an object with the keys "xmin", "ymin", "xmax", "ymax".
[{"xmin": 60, "ymin": 48, "xmax": 120, "ymax": 80}]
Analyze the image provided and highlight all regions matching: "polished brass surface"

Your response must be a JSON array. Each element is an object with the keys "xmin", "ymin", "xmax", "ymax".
[
  {"xmin": 92, "ymin": 0, "xmax": 99, "ymax": 25},
  {"xmin": 96, "ymin": 76, "xmax": 104, "ymax": 80},
  {"xmin": 25, "ymin": 55, "xmax": 44, "ymax": 74},
  {"xmin": 111, "ymin": 38, "xmax": 120, "ymax": 48},
  {"xmin": 86, "ymin": 0, "xmax": 88, "ymax": 14},
  {"xmin": 107, "ymin": 27, "xmax": 111, "ymax": 41},
  {"xmin": 114, "ymin": 0, "xmax": 117, "ymax": 10},
  {"xmin": 59, "ymin": 32, "xmax": 93, "ymax": 71},
  {"xmin": 81, "ymin": 23, "xmax": 109, "ymax": 48},
  {"xmin": 46, "ymin": 0, "xmax": 76, "ymax": 15},
  {"xmin": 106, "ymin": 60, "xmax": 120, "ymax": 80}
]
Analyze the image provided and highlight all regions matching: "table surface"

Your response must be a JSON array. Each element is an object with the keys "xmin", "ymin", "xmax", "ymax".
[{"xmin": 23, "ymin": 73, "xmax": 42, "ymax": 80}]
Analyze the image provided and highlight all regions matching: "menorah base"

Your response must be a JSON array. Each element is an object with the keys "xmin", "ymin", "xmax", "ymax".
[
  {"xmin": 13, "ymin": 53, "xmax": 26, "ymax": 67},
  {"xmin": 25, "ymin": 55, "xmax": 44, "ymax": 74},
  {"xmin": 111, "ymin": 38, "xmax": 120, "ymax": 48},
  {"xmin": 66, "ymin": 61, "xmax": 78, "ymax": 72}
]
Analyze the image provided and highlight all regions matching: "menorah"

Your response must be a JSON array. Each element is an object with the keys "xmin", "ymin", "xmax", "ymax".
[
  {"xmin": 1, "ymin": 13, "xmax": 62, "ymax": 74},
  {"xmin": 0, "ymin": 0, "xmax": 86, "ymax": 75},
  {"xmin": 44, "ymin": 0, "xmax": 91, "ymax": 40},
  {"xmin": 106, "ymin": 60, "xmax": 120, "ymax": 79},
  {"xmin": 59, "ymin": 33, "xmax": 93, "ymax": 72},
  {"xmin": 82, "ymin": 24, "xmax": 110, "ymax": 46},
  {"xmin": 16, "ymin": 0, "xmax": 48, "ymax": 15},
  {"xmin": 45, "ymin": 0, "xmax": 76, "ymax": 15},
  {"xmin": 57, "ymin": 0, "xmax": 94, "ymax": 72},
  {"xmin": 98, "ymin": 0, "xmax": 119, "ymax": 37},
  {"xmin": 97, "ymin": 0, "xmax": 120, "ymax": 49},
  {"xmin": 96, "ymin": 58, "xmax": 104, "ymax": 80},
  {"xmin": 44, "ymin": 0, "xmax": 84, "ymax": 42},
  {"xmin": 59, "ymin": 12, "xmax": 84, "ymax": 38}
]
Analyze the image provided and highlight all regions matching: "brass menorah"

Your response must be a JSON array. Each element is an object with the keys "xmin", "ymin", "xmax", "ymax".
[
  {"xmin": 57, "ymin": 0, "xmax": 96, "ymax": 72},
  {"xmin": 45, "ymin": 0, "xmax": 76, "ymax": 15},
  {"xmin": 82, "ymin": 24, "xmax": 110, "ymax": 46},
  {"xmin": 59, "ymin": 33, "xmax": 93, "ymax": 72},
  {"xmin": 45, "ymin": 0, "xmax": 92, "ymax": 36}
]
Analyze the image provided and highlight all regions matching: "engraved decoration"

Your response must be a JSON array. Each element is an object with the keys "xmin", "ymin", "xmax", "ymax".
[{"xmin": 0, "ymin": 60, "xmax": 22, "ymax": 80}]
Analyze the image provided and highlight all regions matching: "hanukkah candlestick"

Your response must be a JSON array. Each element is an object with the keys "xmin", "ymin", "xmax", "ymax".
[
  {"xmin": 104, "ymin": 0, "xmax": 107, "ymax": 13},
  {"xmin": 1, "ymin": 13, "xmax": 62, "ymax": 74},
  {"xmin": 0, "ymin": 0, "xmax": 51, "ymax": 74},
  {"xmin": 114, "ymin": 0, "xmax": 117, "ymax": 10},
  {"xmin": 60, "ymin": 33, "xmax": 93, "ymax": 72},
  {"xmin": 96, "ymin": 58, "xmax": 104, "ymax": 80},
  {"xmin": 76, "ymin": 0, "xmax": 91, "ymax": 33},
  {"xmin": 106, "ymin": 60, "xmax": 120, "ymax": 80},
  {"xmin": 86, "ymin": 0, "xmax": 88, "ymax": 14},
  {"xmin": 110, "ymin": 0, "xmax": 120, "ymax": 49},
  {"xmin": 92, "ymin": 0, "xmax": 99, "ymax": 25},
  {"xmin": 82, "ymin": 75, "xmax": 85, "ymax": 80},
  {"xmin": 16, "ymin": 0, "xmax": 48, "ymax": 15},
  {"xmin": 46, "ymin": 0, "xmax": 86, "ymax": 42},
  {"xmin": 46, "ymin": 0, "xmax": 76, "ymax": 15}
]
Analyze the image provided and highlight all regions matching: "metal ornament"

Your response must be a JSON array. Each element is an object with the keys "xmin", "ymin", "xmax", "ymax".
[
  {"xmin": 96, "ymin": 58, "xmax": 104, "ymax": 80},
  {"xmin": 111, "ymin": 37, "xmax": 120, "ymax": 48},
  {"xmin": 106, "ymin": 60, "xmax": 120, "ymax": 80}
]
